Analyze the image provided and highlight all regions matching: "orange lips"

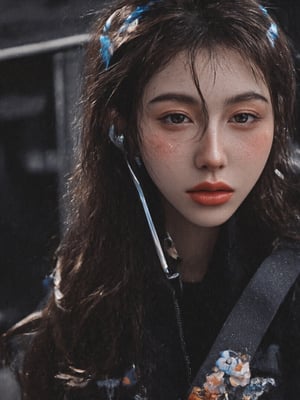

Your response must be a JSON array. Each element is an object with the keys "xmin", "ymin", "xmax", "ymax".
[{"xmin": 186, "ymin": 181, "xmax": 234, "ymax": 206}]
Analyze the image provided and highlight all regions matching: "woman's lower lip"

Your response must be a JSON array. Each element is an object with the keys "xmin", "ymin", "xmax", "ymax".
[{"xmin": 188, "ymin": 191, "xmax": 233, "ymax": 206}]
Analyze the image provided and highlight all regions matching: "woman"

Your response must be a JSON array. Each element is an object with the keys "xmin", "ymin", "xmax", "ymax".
[{"xmin": 2, "ymin": 0, "xmax": 300, "ymax": 399}]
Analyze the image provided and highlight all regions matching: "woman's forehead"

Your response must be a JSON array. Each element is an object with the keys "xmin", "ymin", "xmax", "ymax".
[{"xmin": 142, "ymin": 48, "xmax": 270, "ymax": 103}]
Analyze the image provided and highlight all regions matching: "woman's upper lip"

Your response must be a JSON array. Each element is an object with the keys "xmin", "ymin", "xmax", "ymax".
[{"xmin": 186, "ymin": 181, "xmax": 234, "ymax": 192}]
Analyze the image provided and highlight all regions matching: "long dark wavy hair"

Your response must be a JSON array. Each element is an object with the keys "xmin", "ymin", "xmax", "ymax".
[{"xmin": 2, "ymin": 0, "xmax": 300, "ymax": 398}]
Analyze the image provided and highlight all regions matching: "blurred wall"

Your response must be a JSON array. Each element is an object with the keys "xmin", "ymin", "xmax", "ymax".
[{"xmin": 0, "ymin": 0, "xmax": 105, "ymax": 332}]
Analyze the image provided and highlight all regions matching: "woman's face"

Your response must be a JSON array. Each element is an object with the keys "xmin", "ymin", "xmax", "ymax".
[{"xmin": 138, "ymin": 49, "xmax": 274, "ymax": 228}]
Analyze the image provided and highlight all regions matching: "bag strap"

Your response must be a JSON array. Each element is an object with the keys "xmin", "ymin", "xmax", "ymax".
[{"xmin": 190, "ymin": 246, "xmax": 300, "ymax": 391}]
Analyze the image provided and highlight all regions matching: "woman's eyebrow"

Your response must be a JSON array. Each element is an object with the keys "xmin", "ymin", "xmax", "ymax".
[
  {"xmin": 224, "ymin": 91, "xmax": 269, "ymax": 106},
  {"xmin": 148, "ymin": 92, "xmax": 199, "ymax": 105},
  {"xmin": 148, "ymin": 91, "xmax": 269, "ymax": 106}
]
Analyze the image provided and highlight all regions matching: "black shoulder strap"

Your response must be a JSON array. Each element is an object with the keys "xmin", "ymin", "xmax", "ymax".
[{"xmin": 190, "ymin": 246, "xmax": 300, "ymax": 391}]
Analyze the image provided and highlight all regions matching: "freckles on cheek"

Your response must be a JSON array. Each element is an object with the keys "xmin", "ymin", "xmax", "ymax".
[{"xmin": 142, "ymin": 134, "xmax": 178, "ymax": 158}]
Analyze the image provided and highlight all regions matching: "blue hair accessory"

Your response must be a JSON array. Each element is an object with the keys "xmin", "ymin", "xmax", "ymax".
[
  {"xmin": 99, "ymin": 35, "xmax": 114, "ymax": 69},
  {"xmin": 119, "ymin": 4, "xmax": 153, "ymax": 33},
  {"xmin": 259, "ymin": 5, "xmax": 278, "ymax": 47},
  {"xmin": 259, "ymin": 5, "xmax": 268, "ymax": 16},
  {"xmin": 103, "ymin": 13, "xmax": 115, "ymax": 33},
  {"xmin": 267, "ymin": 22, "xmax": 278, "ymax": 47},
  {"xmin": 99, "ymin": 1, "xmax": 158, "ymax": 69}
]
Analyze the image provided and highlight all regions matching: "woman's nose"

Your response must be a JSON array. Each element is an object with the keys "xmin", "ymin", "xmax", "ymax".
[{"xmin": 194, "ymin": 128, "xmax": 227, "ymax": 171}]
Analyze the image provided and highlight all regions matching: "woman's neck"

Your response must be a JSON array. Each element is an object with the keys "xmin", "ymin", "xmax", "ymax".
[{"xmin": 165, "ymin": 202, "xmax": 220, "ymax": 283}]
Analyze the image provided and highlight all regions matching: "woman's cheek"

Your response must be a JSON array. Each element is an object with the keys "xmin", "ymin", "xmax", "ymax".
[
  {"xmin": 141, "ymin": 133, "xmax": 178, "ymax": 158},
  {"xmin": 235, "ymin": 129, "xmax": 273, "ymax": 161}
]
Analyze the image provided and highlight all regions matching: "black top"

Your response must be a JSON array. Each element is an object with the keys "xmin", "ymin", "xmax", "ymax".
[
  {"xmin": 1, "ymin": 239, "xmax": 300, "ymax": 400},
  {"xmin": 181, "ymin": 277, "xmax": 233, "ymax": 377}
]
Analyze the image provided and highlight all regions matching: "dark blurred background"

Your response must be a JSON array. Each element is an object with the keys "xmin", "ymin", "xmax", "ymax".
[
  {"xmin": 0, "ymin": 0, "xmax": 299, "ymax": 333},
  {"xmin": 0, "ymin": 0, "xmax": 105, "ymax": 332}
]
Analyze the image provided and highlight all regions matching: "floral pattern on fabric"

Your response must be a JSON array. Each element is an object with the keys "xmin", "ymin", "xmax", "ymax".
[{"xmin": 188, "ymin": 350, "xmax": 275, "ymax": 400}]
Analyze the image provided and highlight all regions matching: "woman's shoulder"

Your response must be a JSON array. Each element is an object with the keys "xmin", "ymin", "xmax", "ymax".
[
  {"xmin": 274, "ymin": 237, "xmax": 300, "ymax": 303},
  {"xmin": 270, "ymin": 238, "xmax": 300, "ymax": 316},
  {"xmin": 261, "ymin": 238, "xmax": 300, "ymax": 363},
  {"xmin": 265, "ymin": 240, "xmax": 300, "ymax": 398}
]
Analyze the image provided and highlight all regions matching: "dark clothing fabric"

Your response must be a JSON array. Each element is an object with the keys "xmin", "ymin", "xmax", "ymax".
[{"xmin": 2, "ymin": 240, "xmax": 300, "ymax": 399}]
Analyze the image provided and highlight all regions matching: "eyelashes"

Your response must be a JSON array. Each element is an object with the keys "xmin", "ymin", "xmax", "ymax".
[
  {"xmin": 158, "ymin": 112, "xmax": 260, "ymax": 127},
  {"xmin": 159, "ymin": 113, "xmax": 192, "ymax": 125},
  {"xmin": 229, "ymin": 112, "xmax": 260, "ymax": 124}
]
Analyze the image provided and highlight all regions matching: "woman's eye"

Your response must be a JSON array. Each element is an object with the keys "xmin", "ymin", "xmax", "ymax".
[
  {"xmin": 161, "ymin": 113, "xmax": 191, "ymax": 124},
  {"xmin": 231, "ymin": 113, "xmax": 257, "ymax": 124}
]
